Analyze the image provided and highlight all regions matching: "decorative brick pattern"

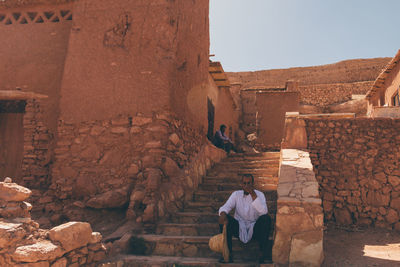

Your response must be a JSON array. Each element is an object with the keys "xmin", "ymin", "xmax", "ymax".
[{"xmin": 0, "ymin": 9, "xmax": 72, "ymax": 25}]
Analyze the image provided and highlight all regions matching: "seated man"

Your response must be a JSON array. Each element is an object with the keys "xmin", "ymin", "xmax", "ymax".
[
  {"xmin": 218, "ymin": 174, "xmax": 272, "ymax": 263},
  {"xmin": 213, "ymin": 124, "xmax": 235, "ymax": 153}
]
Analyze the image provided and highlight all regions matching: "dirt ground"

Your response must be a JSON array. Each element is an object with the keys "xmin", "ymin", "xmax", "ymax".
[{"xmin": 323, "ymin": 223, "xmax": 400, "ymax": 267}]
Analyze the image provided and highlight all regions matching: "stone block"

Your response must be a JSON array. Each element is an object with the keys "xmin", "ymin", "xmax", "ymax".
[
  {"xmin": 169, "ymin": 133, "xmax": 180, "ymax": 146},
  {"xmin": 132, "ymin": 116, "xmax": 152, "ymax": 126},
  {"xmin": 302, "ymin": 183, "xmax": 319, "ymax": 198},
  {"xmin": 272, "ymin": 231, "xmax": 291, "ymax": 264},
  {"xmin": 0, "ymin": 221, "xmax": 26, "ymax": 249},
  {"xmin": 90, "ymin": 232, "xmax": 103, "ymax": 244},
  {"xmin": 86, "ymin": 186, "xmax": 131, "ymax": 209},
  {"xmin": 127, "ymin": 164, "xmax": 139, "ymax": 176},
  {"xmin": 0, "ymin": 182, "xmax": 32, "ymax": 201},
  {"xmin": 162, "ymin": 157, "xmax": 180, "ymax": 177},
  {"xmin": 49, "ymin": 222, "xmax": 92, "ymax": 252},
  {"xmin": 334, "ymin": 208, "xmax": 352, "ymax": 225},
  {"xmin": 11, "ymin": 240, "xmax": 63, "ymax": 263},
  {"xmin": 275, "ymin": 212, "xmax": 315, "ymax": 233},
  {"xmin": 51, "ymin": 258, "xmax": 67, "ymax": 267},
  {"xmin": 367, "ymin": 191, "xmax": 390, "ymax": 207},
  {"xmin": 20, "ymin": 261, "xmax": 50, "ymax": 267},
  {"xmin": 374, "ymin": 172, "xmax": 387, "ymax": 183},
  {"xmin": 390, "ymin": 198, "xmax": 400, "ymax": 212},
  {"xmin": 389, "ymin": 176, "xmax": 400, "ymax": 188},
  {"xmin": 385, "ymin": 209, "xmax": 399, "ymax": 224},
  {"xmin": 289, "ymin": 230, "xmax": 324, "ymax": 267}
]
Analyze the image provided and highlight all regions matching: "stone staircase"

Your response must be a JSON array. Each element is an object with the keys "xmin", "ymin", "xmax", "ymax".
[{"xmin": 104, "ymin": 152, "xmax": 280, "ymax": 267}]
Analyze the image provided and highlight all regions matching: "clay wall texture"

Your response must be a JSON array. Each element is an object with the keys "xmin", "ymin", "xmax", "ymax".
[
  {"xmin": 256, "ymin": 92, "xmax": 299, "ymax": 150},
  {"xmin": 172, "ymin": 0, "xmax": 210, "ymax": 125},
  {"xmin": 60, "ymin": 0, "xmax": 210, "ymax": 124},
  {"xmin": 0, "ymin": 3, "xmax": 72, "ymax": 141},
  {"xmin": 305, "ymin": 118, "xmax": 400, "ymax": 230}
]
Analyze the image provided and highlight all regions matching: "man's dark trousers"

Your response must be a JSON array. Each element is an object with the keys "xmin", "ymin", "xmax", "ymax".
[{"xmin": 219, "ymin": 214, "xmax": 272, "ymax": 260}]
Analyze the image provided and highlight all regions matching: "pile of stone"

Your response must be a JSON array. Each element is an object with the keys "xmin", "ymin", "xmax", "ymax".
[{"xmin": 0, "ymin": 178, "xmax": 107, "ymax": 266}]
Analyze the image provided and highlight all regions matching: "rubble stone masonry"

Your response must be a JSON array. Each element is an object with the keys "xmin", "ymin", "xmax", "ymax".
[
  {"xmin": 21, "ymin": 99, "xmax": 53, "ymax": 189},
  {"xmin": 0, "ymin": 178, "xmax": 106, "ymax": 266},
  {"xmin": 305, "ymin": 118, "xmax": 400, "ymax": 230},
  {"xmin": 293, "ymin": 81, "xmax": 374, "ymax": 107},
  {"xmin": 50, "ymin": 111, "xmax": 226, "ymax": 223}
]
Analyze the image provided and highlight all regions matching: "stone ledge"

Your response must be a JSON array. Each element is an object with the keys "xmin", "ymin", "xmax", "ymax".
[{"xmin": 272, "ymin": 149, "xmax": 324, "ymax": 267}]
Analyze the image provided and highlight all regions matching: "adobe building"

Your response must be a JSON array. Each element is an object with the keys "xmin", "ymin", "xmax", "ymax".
[
  {"xmin": 0, "ymin": 0, "xmax": 239, "ymax": 224},
  {"xmin": 366, "ymin": 49, "xmax": 400, "ymax": 118}
]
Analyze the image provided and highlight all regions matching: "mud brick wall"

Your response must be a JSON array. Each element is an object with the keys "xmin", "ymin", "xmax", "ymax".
[
  {"xmin": 305, "ymin": 118, "xmax": 400, "ymax": 230},
  {"xmin": 21, "ymin": 99, "xmax": 52, "ymax": 189},
  {"xmin": 292, "ymin": 81, "xmax": 373, "ymax": 107}
]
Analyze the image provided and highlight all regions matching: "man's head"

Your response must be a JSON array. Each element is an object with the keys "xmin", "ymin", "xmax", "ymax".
[
  {"xmin": 241, "ymin": 174, "xmax": 254, "ymax": 194},
  {"xmin": 220, "ymin": 124, "xmax": 227, "ymax": 133}
]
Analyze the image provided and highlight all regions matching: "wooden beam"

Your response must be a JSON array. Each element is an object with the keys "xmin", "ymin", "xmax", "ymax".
[
  {"xmin": 0, "ymin": 90, "xmax": 48, "ymax": 100},
  {"xmin": 210, "ymin": 72, "xmax": 227, "ymax": 81}
]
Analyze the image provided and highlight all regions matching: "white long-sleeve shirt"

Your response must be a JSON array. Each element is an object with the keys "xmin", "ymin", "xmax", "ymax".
[{"xmin": 218, "ymin": 190, "xmax": 268, "ymax": 243}]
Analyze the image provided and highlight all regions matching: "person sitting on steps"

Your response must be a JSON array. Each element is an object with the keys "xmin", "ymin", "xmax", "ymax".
[
  {"xmin": 218, "ymin": 173, "xmax": 273, "ymax": 264},
  {"xmin": 213, "ymin": 124, "xmax": 236, "ymax": 154}
]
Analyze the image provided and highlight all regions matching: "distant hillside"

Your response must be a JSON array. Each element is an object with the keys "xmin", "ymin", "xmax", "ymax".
[{"xmin": 227, "ymin": 57, "xmax": 392, "ymax": 88}]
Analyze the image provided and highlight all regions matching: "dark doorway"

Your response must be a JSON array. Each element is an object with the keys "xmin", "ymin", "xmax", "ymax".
[
  {"xmin": 207, "ymin": 97, "xmax": 215, "ymax": 141},
  {"xmin": 0, "ymin": 100, "xmax": 25, "ymax": 179}
]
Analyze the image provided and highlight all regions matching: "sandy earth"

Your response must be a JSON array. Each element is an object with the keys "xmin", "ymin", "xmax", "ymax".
[{"xmin": 323, "ymin": 224, "xmax": 400, "ymax": 267}]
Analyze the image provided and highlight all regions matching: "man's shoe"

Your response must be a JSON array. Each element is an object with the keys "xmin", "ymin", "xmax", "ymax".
[
  {"xmin": 218, "ymin": 255, "xmax": 233, "ymax": 263},
  {"xmin": 259, "ymin": 257, "xmax": 273, "ymax": 264}
]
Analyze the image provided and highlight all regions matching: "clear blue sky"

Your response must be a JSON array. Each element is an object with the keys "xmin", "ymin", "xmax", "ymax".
[{"xmin": 210, "ymin": 0, "xmax": 400, "ymax": 72}]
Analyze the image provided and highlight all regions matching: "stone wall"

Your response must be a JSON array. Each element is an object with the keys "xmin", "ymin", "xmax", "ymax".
[
  {"xmin": 49, "ymin": 111, "xmax": 226, "ymax": 223},
  {"xmin": 0, "ymin": 178, "xmax": 106, "ymax": 266},
  {"xmin": 370, "ymin": 106, "xmax": 400, "ymax": 118},
  {"xmin": 293, "ymin": 81, "xmax": 373, "ymax": 107},
  {"xmin": 273, "ymin": 149, "xmax": 324, "ymax": 267},
  {"xmin": 21, "ymin": 99, "xmax": 53, "ymax": 189},
  {"xmin": 305, "ymin": 117, "xmax": 400, "ymax": 230}
]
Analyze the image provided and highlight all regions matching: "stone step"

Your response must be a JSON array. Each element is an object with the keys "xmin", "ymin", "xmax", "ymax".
[
  {"xmin": 199, "ymin": 183, "xmax": 277, "ymax": 192},
  {"xmin": 218, "ymin": 159, "xmax": 280, "ymax": 166},
  {"xmin": 137, "ymin": 234, "xmax": 265, "ymax": 260},
  {"xmin": 193, "ymin": 190, "xmax": 277, "ymax": 201},
  {"xmin": 208, "ymin": 167, "xmax": 279, "ymax": 174},
  {"xmin": 100, "ymin": 255, "xmax": 273, "ymax": 267},
  {"xmin": 204, "ymin": 177, "xmax": 278, "ymax": 186},
  {"xmin": 184, "ymin": 201, "xmax": 277, "ymax": 214},
  {"xmin": 156, "ymin": 223, "xmax": 219, "ymax": 236},
  {"xmin": 171, "ymin": 212, "xmax": 219, "ymax": 224},
  {"xmin": 228, "ymin": 152, "xmax": 280, "ymax": 158}
]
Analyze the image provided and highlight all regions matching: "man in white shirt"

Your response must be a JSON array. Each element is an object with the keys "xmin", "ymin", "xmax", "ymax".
[
  {"xmin": 213, "ymin": 124, "xmax": 235, "ymax": 153},
  {"xmin": 218, "ymin": 174, "xmax": 272, "ymax": 263}
]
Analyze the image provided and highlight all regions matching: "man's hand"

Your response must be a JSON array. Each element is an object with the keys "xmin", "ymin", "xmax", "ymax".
[
  {"xmin": 244, "ymin": 184, "xmax": 257, "ymax": 201},
  {"xmin": 219, "ymin": 212, "xmax": 228, "ymax": 225}
]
